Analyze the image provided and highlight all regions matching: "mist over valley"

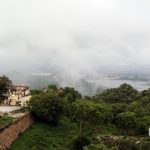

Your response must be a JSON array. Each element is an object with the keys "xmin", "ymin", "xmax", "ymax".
[{"xmin": 5, "ymin": 71, "xmax": 150, "ymax": 96}]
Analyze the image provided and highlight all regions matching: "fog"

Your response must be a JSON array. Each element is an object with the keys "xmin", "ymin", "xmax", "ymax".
[{"xmin": 0, "ymin": 0, "xmax": 150, "ymax": 94}]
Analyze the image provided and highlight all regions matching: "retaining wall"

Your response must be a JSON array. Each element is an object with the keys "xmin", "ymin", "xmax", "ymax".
[{"xmin": 0, "ymin": 113, "xmax": 34, "ymax": 150}]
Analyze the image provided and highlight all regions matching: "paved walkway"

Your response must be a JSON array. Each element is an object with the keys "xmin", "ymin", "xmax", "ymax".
[
  {"xmin": 0, "ymin": 106, "xmax": 21, "ymax": 112},
  {"xmin": 10, "ymin": 112, "xmax": 28, "ymax": 118}
]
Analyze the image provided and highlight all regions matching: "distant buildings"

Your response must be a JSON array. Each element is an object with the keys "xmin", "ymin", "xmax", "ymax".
[{"xmin": 4, "ymin": 85, "xmax": 31, "ymax": 107}]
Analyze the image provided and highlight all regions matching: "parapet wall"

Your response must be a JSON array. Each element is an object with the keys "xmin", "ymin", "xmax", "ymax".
[{"xmin": 0, "ymin": 113, "xmax": 34, "ymax": 150}]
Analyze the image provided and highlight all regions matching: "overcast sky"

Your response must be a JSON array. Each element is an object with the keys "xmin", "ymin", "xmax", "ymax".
[{"xmin": 0, "ymin": 0, "xmax": 150, "ymax": 74}]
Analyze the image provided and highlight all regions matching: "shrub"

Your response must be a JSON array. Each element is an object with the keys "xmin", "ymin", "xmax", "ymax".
[{"xmin": 73, "ymin": 135, "xmax": 90, "ymax": 150}]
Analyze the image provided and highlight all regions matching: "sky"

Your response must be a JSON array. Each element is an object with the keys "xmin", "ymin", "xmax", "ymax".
[{"xmin": 0, "ymin": 0, "xmax": 150, "ymax": 75}]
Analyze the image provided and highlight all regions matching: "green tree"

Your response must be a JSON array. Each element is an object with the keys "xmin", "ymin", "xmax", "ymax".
[
  {"xmin": 62, "ymin": 97, "xmax": 74, "ymax": 119},
  {"xmin": 111, "ymin": 103, "xmax": 127, "ymax": 124},
  {"xmin": 63, "ymin": 87, "xmax": 82, "ymax": 102},
  {"xmin": 30, "ymin": 92, "xmax": 63, "ymax": 125},
  {"xmin": 89, "ymin": 103, "xmax": 112, "ymax": 125},
  {"xmin": 136, "ymin": 116, "xmax": 150, "ymax": 135},
  {"xmin": 72, "ymin": 99, "xmax": 91, "ymax": 131},
  {"xmin": 48, "ymin": 84, "xmax": 57, "ymax": 91},
  {"xmin": 72, "ymin": 99, "xmax": 111, "ymax": 131},
  {"xmin": 98, "ymin": 83, "xmax": 138, "ymax": 103},
  {"xmin": 140, "ymin": 96, "xmax": 150, "ymax": 106},
  {"xmin": 30, "ymin": 89, "xmax": 44, "ymax": 95},
  {"xmin": 0, "ymin": 75, "xmax": 12, "ymax": 102},
  {"xmin": 117, "ymin": 111, "xmax": 136, "ymax": 131}
]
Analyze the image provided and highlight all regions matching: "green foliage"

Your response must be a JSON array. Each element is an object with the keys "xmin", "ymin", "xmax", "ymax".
[
  {"xmin": 10, "ymin": 117, "xmax": 104, "ymax": 150},
  {"xmin": 63, "ymin": 87, "xmax": 82, "ymax": 102},
  {"xmin": 95, "ymin": 83, "xmax": 138, "ymax": 103},
  {"xmin": 127, "ymin": 101, "xmax": 140, "ymax": 111},
  {"xmin": 136, "ymin": 116, "xmax": 150, "ymax": 134},
  {"xmin": 30, "ymin": 89, "xmax": 44, "ymax": 95},
  {"xmin": 84, "ymin": 143, "xmax": 110, "ymax": 150},
  {"xmin": 0, "ymin": 116, "xmax": 13, "ymax": 129},
  {"xmin": 9, "ymin": 118, "xmax": 79, "ymax": 150},
  {"xmin": 48, "ymin": 84, "xmax": 57, "ymax": 91},
  {"xmin": 89, "ymin": 102, "xmax": 112, "ymax": 125},
  {"xmin": 117, "ymin": 111, "xmax": 136, "ymax": 130},
  {"xmin": 29, "ymin": 82, "xmax": 150, "ymax": 136},
  {"xmin": 9, "ymin": 83, "xmax": 150, "ymax": 150},
  {"xmin": 63, "ymin": 97, "xmax": 74, "ymax": 118},
  {"xmin": 72, "ymin": 99, "xmax": 91, "ymax": 131},
  {"xmin": 117, "ymin": 139, "xmax": 138, "ymax": 150},
  {"xmin": 140, "ymin": 96, "xmax": 150, "ymax": 106},
  {"xmin": 73, "ymin": 135, "xmax": 90, "ymax": 150},
  {"xmin": 30, "ymin": 92, "xmax": 63, "ymax": 125},
  {"xmin": 140, "ymin": 141, "xmax": 150, "ymax": 150},
  {"xmin": 72, "ymin": 99, "xmax": 111, "ymax": 131},
  {"xmin": 141, "ymin": 88, "xmax": 150, "ymax": 97},
  {"xmin": 111, "ymin": 103, "xmax": 127, "ymax": 124},
  {"xmin": 0, "ymin": 75, "xmax": 12, "ymax": 102}
]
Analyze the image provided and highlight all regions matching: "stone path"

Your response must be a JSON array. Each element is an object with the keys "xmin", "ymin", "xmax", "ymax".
[{"xmin": 0, "ymin": 106, "xmax": 21, "ymax": 113}]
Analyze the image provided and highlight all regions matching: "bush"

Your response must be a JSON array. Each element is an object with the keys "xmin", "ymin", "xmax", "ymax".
[
  {"xmin": 73, "ymin": 135, "xmax": 90, "ymax": 150},
  {"xmin": 140, "ymin": 141, "xmax": 150, "ymax": 150},
  {"xmin": 118, "ymin": 140, "xmax": 138, "ymax": 150},
  {"xmin": 116, "ymin": 111, "xmax": 136, "ymax": 130},
  {"xmin": 84, "ymin": 143, "xmax": 110, "ymax": 150},
  {"xmin": 136, "ymin": 116, "xmax": 150, "ymax": 135}
]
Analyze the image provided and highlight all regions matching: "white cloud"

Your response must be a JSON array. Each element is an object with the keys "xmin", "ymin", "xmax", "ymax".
[{"xmin": 0, "ymin": 0, "xmax": 150, "ymax": 74}]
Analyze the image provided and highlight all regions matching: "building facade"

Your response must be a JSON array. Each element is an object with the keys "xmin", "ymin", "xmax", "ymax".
[{"xmin": 4, "ymin": 85, "xmax": 31, "ymax": 107}]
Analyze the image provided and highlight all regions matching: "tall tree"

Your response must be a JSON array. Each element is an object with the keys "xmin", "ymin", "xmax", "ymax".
[{"xmin": 0, "ymin": 75, "xmax": 12, "ymax": 102}]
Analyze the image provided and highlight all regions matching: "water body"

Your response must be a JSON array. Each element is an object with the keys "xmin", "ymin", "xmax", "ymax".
[
  {"xmin": 6, "ymin": 71, "xmax": 150, "ymax": 95},
  {"xmin": 88, "ymin": 78, "xmax": 150, "ymax": 92}
]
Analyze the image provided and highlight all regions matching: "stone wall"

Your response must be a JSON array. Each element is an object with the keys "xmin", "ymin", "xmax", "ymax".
[{"xmin": 0, "ymin": 113, "xmax": 34, "ymax": 150}]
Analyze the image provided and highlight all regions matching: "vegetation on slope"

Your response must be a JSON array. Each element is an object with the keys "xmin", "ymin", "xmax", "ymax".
[
  {"xmin": 9, "ymin": 117, "xmax": 150, "ymax": 150},
  {"xmin": 9, "ymin": 117, "xmax": 79, "ymax": 150},
  {"xmin": 9, "ymin": 116, "xmax": 124, "ymax": 150},
  {"xmin": 10, "ymin": 83, "xmax": 150, "ymax": 150},
  {"xmin": 0, "ymin": 116, "xmax": 13, "ymax": 129}
]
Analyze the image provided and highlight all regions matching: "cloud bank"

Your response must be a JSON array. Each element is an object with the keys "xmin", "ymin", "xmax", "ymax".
[{"xmin": 0, "ymin": 0, "xmax": 150, "ymax": 75}]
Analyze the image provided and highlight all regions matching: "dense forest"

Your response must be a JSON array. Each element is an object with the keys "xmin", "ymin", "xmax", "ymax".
[{"xmin": 14, "ymin": 83, "xmax": 149, "ymax": 150}]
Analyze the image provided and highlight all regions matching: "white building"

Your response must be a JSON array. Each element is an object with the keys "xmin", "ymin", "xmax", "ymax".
[{"xmin": 4, "ymin": 85, "xmax": 31, "ymax": 107}]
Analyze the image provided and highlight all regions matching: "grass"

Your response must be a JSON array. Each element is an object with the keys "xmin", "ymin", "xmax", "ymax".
[
  {"xmin": 9, "ymin": 117, "xmax": 110, "ymax": 150},
  {"xmin": 9, "ymin": 117, "xmax": 145, "ymax": 150},
  {"xmin": 9, "ymin": 117, "xmax": 81, "ymax": 150},
  {"xmin": 0, "ymin": 116, "xmax": 13, "ymax": 129}
]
